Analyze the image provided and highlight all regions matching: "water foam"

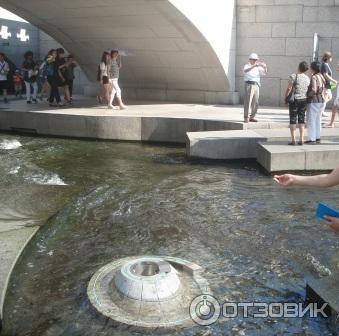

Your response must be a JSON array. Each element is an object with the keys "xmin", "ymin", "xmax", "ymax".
[
  {"xmin": 29, "ymin": 173, "xmax": 67, "ymax": 186},
  {"xmin": 0, "ymin": 139, "xmax": 22, "ymax": 150}
]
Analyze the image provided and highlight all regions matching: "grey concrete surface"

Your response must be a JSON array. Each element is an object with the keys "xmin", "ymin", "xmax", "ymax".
[
  {"xmin": 187, "ymin": 130, "xmax": 266, "ymax": 159},
  {"xmin": 0, "ymin": 97, "xmax": 295, "ymax": 143},
  {"xmin": 0, "ymin": 227, "xmax": 39, "ymax": 319},
  {"xmin": 0, "ymin": 0, "xmax": 238, "ymax": 104},
  {"xmin": 306, "ymin": 273, "xmax": 339, "ymax": 336},
  {"xmin": 257, "ymin": 141, "xmax": 339, "ymax": 173}
]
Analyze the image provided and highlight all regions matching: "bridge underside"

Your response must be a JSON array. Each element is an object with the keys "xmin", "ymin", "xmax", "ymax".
[{"xmin": 0, "ymin": 0, "xmax": 238, "ymax": 104}]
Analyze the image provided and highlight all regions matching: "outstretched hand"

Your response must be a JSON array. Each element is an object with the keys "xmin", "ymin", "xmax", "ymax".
[
  {"xmin": 273, "ymin": 174, "xmax": 296, "ymax": 186},
  {"xmin": 324, "ymin": 216, "xmax": 339, "ymax": 233}
]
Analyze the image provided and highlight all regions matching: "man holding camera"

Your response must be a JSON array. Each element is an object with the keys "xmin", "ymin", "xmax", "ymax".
[{"xmin": 243, "ymin": 53, "xmax": 267, "ymax": 123}]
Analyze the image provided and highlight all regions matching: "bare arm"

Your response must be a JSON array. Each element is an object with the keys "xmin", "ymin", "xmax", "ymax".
[
  {"xmin": 258, "ymin": 62, "xmax": 267, "ymax": 74},
  {"xmin": 284, "ymin": 79, "xmax": 294, "ymax": 101},
  {"xmin": 323, "ymin": 72, "xmax": 337, "ymax": 84},
  {"xmin": 274, "ymin": 167, "xmax": 339, "ymax": 187}
]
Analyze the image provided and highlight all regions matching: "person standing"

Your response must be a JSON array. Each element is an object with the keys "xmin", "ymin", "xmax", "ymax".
[
  {"xmin": 284, "ymin": 61, "xmax": 310, "ymax": 145},
  {"xmin": 0, "ymin": 52, "xmax": 10, "ymax": 103},
  {"xmin": 65, "ymin": 54, "xmax": 77, "ymax": 102},
  {"xmin": 243, "ymin": 53, "xmax": 267, "ymax": 123},
  {"xmin": 97, "ymin": 51, "xmax": 110, "ymax": 105},
  {"xmin": 46, "ymin": 49, "xmax": 63, "ymax": 107},
  {"xmin": 326, "ymin": 85, "xmax": 339, "ymax": 128},
  {"xmin": 22, "ymin": 51, "xmax": 38, "ymax": 104},
  {"xmin": 12, "ymin": 70, "xmax": 23, "ymax": 98},
  {"xmin": 38, "ymin": 58, "xmax": 50, "ymax": 101},
  {"xmin": 107, "ymin": 50, "xmax": 126, "ymax": 110},
  {"xmin": 55, "ymin": 48, "xmax": 71, "ymax": 104},
  {"xmin": 305, "ymin": 61, "xmax": 326, "ymax": 144},
  {"xmin": 321, "ymin": 52, "xmax": 337, "ymax": 109}
]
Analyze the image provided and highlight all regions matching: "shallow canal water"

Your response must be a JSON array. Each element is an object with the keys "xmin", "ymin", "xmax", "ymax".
[{"xmin": 0, "ymin": 133, "xmax": 338, "ymax": 336}]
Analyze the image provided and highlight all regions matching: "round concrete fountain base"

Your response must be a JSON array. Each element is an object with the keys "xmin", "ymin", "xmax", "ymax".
[{"xmin": 87, "ymin": 256, "xmax": 210, "ymax": 328}]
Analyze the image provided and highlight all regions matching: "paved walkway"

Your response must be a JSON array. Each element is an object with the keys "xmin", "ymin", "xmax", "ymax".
[{"xmin": 0, "ymin": 96, "xmax": 292, "ymax": 122}]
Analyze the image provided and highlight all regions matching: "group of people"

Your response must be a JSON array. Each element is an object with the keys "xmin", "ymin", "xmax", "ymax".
[
  {"xmin": 97, "ymin": 50, "xmax": 126, "ymax": 110},
  {"xmin": 243, "ymin": 51, "xmax": 339, "ymax": 145},
  {"xmin": 0, "ymin": 49, "xmax": 78, "ymax": 106}
]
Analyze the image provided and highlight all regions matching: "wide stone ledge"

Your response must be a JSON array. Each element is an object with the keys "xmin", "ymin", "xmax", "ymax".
[
  {"xmin": 256, "ymin": 141, "xmax": 339, "ymax": 172},
  {"xmin": 187, "ymin": 130, "xmax": 265, "ymax": 159}
]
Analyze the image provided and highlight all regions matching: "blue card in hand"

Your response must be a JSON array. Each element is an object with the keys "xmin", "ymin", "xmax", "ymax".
[{"xmin": 316, "ymin": 203, "xmax": 339, "ymax": 220}]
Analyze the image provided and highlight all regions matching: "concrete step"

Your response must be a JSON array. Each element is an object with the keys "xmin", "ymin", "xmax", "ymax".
[
  {"xmin": 257, "ymin": 140, "xmax": 339, "ymax": 172},
  {"xmin": 187, "ymin": 130, "xmax": 266, "ymax": 159},
  {"xmin": 186, "ymin": 128, "xmax": 339, "ymax": 160}
]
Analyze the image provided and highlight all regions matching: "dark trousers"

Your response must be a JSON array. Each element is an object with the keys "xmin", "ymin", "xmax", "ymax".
[
  {"xmin": 47, "ymin": 76, "xmax": 61, "ymax": 103},
  {"xmin": 68, "ymin": 80, "xmax": 74, "ymax": 97},
  {"xmin": 289, "ymin": 99, "xmax": 307, "ymax": 125}
]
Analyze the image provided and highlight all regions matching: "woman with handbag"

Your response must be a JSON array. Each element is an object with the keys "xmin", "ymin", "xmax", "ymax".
[
  {"xmin": 321, "ymin": 52, "xmax": 337, "ymax": 105},
  {"xmin": 284, "ymin": 61, "xmax": 310, "ymax": 145},
  {"xmin": 305, "ymin": 61, "xmax": 326, "ymax": 145}
]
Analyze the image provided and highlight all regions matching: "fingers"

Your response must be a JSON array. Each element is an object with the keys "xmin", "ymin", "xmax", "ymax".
[
  {"xmin": 324, "ymin": 216, "xmax": 334, "ymax": 224},
  {"xmin": 273, "ymin": 177, "xmax": 281, "ymax": 184}
]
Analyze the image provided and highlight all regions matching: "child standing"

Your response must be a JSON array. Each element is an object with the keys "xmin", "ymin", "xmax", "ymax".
[{"xmin": 13, "ymin": 70, "xmax": 23, "ymax": 98}]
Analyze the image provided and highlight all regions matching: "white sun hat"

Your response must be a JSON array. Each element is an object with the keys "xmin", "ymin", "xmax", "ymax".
[{"xmin": 249, "ymin": 53, "xmax": 259, "ymax": 60}]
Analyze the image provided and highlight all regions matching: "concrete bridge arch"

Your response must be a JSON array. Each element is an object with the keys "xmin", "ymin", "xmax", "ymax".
[{"xmin": 0, "ymin": 0, "xmax": 238, "ymax": 104}]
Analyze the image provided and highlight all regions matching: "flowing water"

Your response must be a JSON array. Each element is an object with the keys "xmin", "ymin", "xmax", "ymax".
[{"xmin": 0, "ymin": 133, "xmax": 338, "ymax": 336}]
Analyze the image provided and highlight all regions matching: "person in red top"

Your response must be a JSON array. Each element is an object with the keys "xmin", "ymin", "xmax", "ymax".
[{"xmin": 13, "ymin": 70, "xmax": 23, "ymax": 98}]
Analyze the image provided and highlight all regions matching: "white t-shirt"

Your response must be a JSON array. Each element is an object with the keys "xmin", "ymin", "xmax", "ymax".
[
  {"xmin": 100, "ymin": 62, "xmax": 108, "ymax": 77},
  {"xmin": 0, "ymin": 61, "xmax": 9, "ymax": 81},
  {"xmin": 243, "ymin": 63, "xmax": 266, "ymax": 85}
]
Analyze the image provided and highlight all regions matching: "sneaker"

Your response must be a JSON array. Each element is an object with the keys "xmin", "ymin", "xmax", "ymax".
[
  {"xmin": 305, "ymin": 140, "xmax": 317, "ymax": 145},
  {"xmin": 316, "ymin": 138, "xmax": 321, "ymax": 143},
  {"xmin": 288, "ymin": 141, "xmax": 296, "ymax": 146},
  {"xmin": 57, "ymin": 102, "xmax": 65, "ymax": 107},
  {"xmin": 249, "ymin": 118, "xmax": 258, "ymax": 122},
  {"xmin": 32, "ymin": 98, "xmax": 38, "ymax": 104},
  {"xmin": 49, "ymin": 103, "xmax": 58, "ymax": 107},
  {"xmin": 26, "ymin": 100, "xmax": 32, "ymax": 104}
]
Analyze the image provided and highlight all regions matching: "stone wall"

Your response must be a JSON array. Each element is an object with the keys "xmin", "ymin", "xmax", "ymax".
[
  {"xmin": 0, "ymin": 18, "xmax": 39, "ymax": 68},
  {"xmin": 236, "ymin": 0, "xmax": 339, "ymax": 106}
]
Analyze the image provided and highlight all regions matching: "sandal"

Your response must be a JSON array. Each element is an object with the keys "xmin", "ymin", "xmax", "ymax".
[{"xmin": 288, "ymin": 141, "xmax": 296, "ymax": 146}]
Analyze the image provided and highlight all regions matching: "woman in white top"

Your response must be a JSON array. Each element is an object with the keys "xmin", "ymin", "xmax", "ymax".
[
  {"xmin": 107, "ymin": 50, "xmax": 126, "ymax": 110},
  {"xmin": 97, "ymin": 51, "xmax": 110, "ymax": 105}
]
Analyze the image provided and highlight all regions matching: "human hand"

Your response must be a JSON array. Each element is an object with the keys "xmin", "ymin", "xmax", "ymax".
[
  {"xmin": 273, "ymin": 174, "xmax": 296, "ymax": 186},
  {"xmin": 324, "ymin": 216, "xmax": 339, "ymax": 233}
]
